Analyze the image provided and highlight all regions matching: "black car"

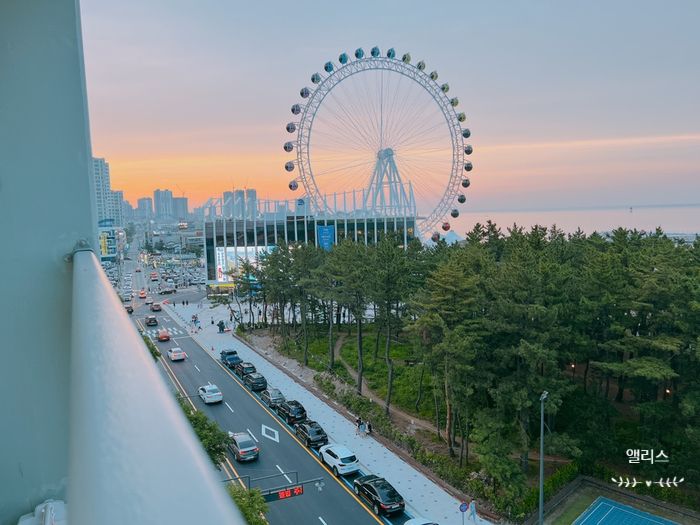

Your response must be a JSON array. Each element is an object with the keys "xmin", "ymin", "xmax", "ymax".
[
  {"xmin": 234, "ymin": 362, "xmax": 256, "ymax": 378},
  {"xmin": 145, "ymin": 315, "xmax": 158, "ymax": 326},
  {"xmin": 125, "ymin": 305, "xmax": 134, "ymax": 314},
  {"xmin": 276, "ymin": 400, "xmax": 307, "ymax": 425},
  {"xmin": 353, "ymin": 475, "xmax": 405, "ymax": 516},
  {"xmin": 294, "ymin": 420, "xmax": 328, "ymax": 448},
  {"xmin": 243, "ymin": 372, "xmax": 268, "ymax": 392},
  {"xmin": 223, "ymin": 354, "xmax": 242, "ymax": 369},
  {"xmin": 260, "ymin": 388, "xmax": 285, "ymax": 408},
  {"xmin": 220, "ymin": 349, "xmax": 238, "ymax": 362}
]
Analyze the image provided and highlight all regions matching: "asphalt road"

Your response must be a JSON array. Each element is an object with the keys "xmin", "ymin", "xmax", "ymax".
[
  {"xmin": 119, "ymin": 247, "xmax": 415, "ymax": 525},
  {"xmin": 128, "ymin": 300, "xmax": 395, "ymax": 525}
]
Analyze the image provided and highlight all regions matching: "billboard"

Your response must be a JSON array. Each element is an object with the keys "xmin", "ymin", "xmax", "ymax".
[
  {"xmin": 215, "ymin": 247, "xmax": 231, "ymax": 282},
  {"xmin": 317, "ymin": 225, "xmax": 335, "ymax": 251}
]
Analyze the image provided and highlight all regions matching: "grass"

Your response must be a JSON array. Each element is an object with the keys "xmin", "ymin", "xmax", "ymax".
[
  {"xmin": 339, "ymin": 325, "xmax": 438, "ymax": 421},
  {"xmin": 549, "ymin": 487, "xmax": 597, "ymax": 525}
]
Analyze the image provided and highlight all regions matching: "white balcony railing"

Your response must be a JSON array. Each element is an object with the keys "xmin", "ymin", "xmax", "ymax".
[{"xmin": 68, "ymin": 250, "xmax": 244, "ymax": 524}]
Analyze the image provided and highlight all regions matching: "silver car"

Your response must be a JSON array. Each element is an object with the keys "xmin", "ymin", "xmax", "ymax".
[{"xmin": 260, "ymin": 388, "xmax": 285, "ymax": 408}]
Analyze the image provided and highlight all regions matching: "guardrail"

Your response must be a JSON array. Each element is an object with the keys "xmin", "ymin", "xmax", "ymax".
[{"xmin": 68, "ymin": 250, "xmax": 245, "ymax": 524}]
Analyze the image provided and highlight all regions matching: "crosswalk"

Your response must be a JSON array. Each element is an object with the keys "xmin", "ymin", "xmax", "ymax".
[{"xmin": 144, "ymin": 327, "xmax": 186, "ymax": 338}]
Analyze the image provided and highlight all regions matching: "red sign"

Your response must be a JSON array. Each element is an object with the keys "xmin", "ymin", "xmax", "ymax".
[{"xmin": 264, "ymin": 485, "xmax": 304, "ymax": 502}]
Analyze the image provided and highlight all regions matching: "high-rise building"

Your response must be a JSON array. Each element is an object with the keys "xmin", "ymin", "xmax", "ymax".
[
  {"xmin": 153, "ymin": 189, "xmax": 173, "ymax": 220},
  {"xmin": 109, "ymin": 190, "xmax": 124, "ymax": 227},
  {"xmin": 222, "ymin": 191, "xmax": 234, "ymax": 217},
  {"xmin": 92, "ymin": 157, "xmax": 111, "ymax": 224},
  {"xmin": 233, "ymin": 190, "xmax": 245, "ymax": 219},
  {"xmin": 173, "ymin": 197, "xmax": 189, "ymax": 220},
  {"xmin": 136, "ymin": 197, "xmax": 153, "ymax": 220},
  {"xmin": 92, "ymin": 157, "xmax": 125, "ymax": 227},
  {"xmin": 122, "ymin": 199, "xmax": 134, "ymax": 223},
  {"xmin": 245, "ymin": 189, "xmax": 257, "ymax": 220}
]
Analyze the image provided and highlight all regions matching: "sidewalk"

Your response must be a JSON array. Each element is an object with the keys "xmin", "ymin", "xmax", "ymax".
[{"xmin": 164, "ymin": 301, "xmax": 495, "ymax": 525}]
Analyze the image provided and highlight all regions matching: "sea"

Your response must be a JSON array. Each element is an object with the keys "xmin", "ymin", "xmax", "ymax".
[{"xmin": 455, "ymin": 205, "xmax": 700, "ymax": 240}]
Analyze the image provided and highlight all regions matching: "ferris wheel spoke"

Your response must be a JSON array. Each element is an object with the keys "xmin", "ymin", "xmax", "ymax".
[
  {"xmin": 393, "ymin": 119, "xmax": 448, "ymax": 151},
  {"xmin": 321, "ymin": 92, "xmax": 378, "ymax": 151}
]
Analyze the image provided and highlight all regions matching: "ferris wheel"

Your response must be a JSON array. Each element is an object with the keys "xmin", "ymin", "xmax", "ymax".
[{"xmin": 283, "ymin": 46, "xmax": 473, "ymax": 239}]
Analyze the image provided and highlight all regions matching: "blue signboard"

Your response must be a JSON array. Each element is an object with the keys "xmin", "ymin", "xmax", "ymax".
[{"xmin": 317, "ymin": 225, "xmax": 335, "ymax": 251}]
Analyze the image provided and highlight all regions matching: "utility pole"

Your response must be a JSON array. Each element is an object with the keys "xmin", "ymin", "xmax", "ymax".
[{"xmin": 539, "ymin": 391, "xmax": 548, "ymax": 525}]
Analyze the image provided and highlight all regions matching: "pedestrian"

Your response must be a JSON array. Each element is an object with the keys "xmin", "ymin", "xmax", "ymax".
[
  {"xmin": 365, "ymin": 421, "xmax": 372, "ymax": 436},
  {"xmin": 230, "ymin": 313, "xmax": 233, "ymax": 322},
  {"xmin": 182, "ymin": 300, "xmax": 185, "ymax": 306},
  {"xmin": 211, "ymin": 317, "xmax": 214, "ymax": 325},
  {"xmin": 359, "ymin": 421, "xmax": 366, "ymax": 437},
  {"xmin": 185, "ymin": 300, "xmax": 189, "ymax": 306},
  {"xmin": 355, "ymin": 417, "xmax": 362, "ymax": 435}
]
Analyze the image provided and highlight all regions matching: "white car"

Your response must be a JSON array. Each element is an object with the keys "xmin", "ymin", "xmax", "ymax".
[
  {"xmin": 198, "ymin": 384, "xmax": 223, "ymax": 404},
  {"xmin": 167, "ymin": 347, "xmax": 186, "ymax": 361},
  {"xmin": 145, "ymin": 296, "xmax": 154, "ymax": 305},
  {"xmin": 319, "ymin": 444, "xmax": 360, "ymax": 476}
]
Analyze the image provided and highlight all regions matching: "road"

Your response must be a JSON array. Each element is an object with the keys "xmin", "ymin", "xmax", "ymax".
[{"xmin": 120, "ymin": 248, "xmax": 417, "ymax": 525}]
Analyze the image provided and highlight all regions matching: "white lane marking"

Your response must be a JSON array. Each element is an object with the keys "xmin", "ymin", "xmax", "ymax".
[
  {"xmin": 247, "ymin": 428, "xmax": 259, "ymax": 442},
  {"xmin": 208, "ymin": 381, "xmax": 212, "ymax": 386},
  {"xmin": 276, "ymin": 464, "xmax": 293, "ymax": 484},
  {"xmin": 318, "ymin": 518, "xmax": 328, "ymax": 525},
  {"xmin": 261, "ymin": 425, "xmax": 279, "ymax": 443},
  {"xmin": 225, "ymin": 402, "xmax": 234, "ymax": 413},
  {"xmin": 194, "ymin": 364, "xmax": 200, "ymax": 372}
]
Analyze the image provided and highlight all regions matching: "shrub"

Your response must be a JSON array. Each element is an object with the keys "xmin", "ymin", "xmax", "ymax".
[
  {"xmin": 227, "ymin": 484, "xmax": 268, "ymax": 525},
  {"xmin": 141, "ymin": 334, "xmax": 161, "ymax": 361}
]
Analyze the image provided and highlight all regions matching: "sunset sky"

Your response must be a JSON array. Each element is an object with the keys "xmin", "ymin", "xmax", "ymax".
[{"xmin": 80, "ymin": 0, "xmax": 700, "ymax": 231}]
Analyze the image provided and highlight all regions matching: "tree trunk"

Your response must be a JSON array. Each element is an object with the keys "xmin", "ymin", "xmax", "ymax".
[
  {"xmin": 433, "ymin": 379, "xmax": 441, "ymax": 440},
  {"xmin": 458, "ymin": 411, "xmax": 465, "ymax": 468},
  {"xmin": 356, "ymin": 315, "xmax": 364, "ymax": 396},
  {"xmin": 583, "ymin": 358, "xmax": 590, "ymax": 394},
  {"xmin": 615, "ymin": 375, "xmax": 626, "ymax": 402},
  {"xmin": 384, "ymin": 318, "xmax": 393, "ymax": 416},
  {"xmin": 327, "ymin": 299, "xmax": 334, "ymax": 372},
  {"xmin": 301, "ymin": 301, "xmax": 308, "ymax": 367},
  {"xmin": 414, "ymin": 361, "xmax": 425, "ymax": 413},
  {"xmin": 444, "ymin": 362, "xmax": 454, "ymax": 456},
  {"xmin": 520, "ymin": 409, "xmax": 529, "ymax": 473},
  {"xmin": 374, "ymin": 318, "xmax": 383, "ymax": 359},
  {"xmin": 605, "ymin": 375, "xmax": 611, "ymax": 399}
]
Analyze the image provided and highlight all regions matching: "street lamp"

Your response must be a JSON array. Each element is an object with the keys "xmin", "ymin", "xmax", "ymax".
[{"xmin": 539, "ymin": 391, "xmax": 548, "ymax": 525}]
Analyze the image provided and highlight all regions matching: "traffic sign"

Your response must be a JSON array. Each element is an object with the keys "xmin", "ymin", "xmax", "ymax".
[
  {"xmin": 263, "ymin": 484, "xmax": 304, "ymax": 502},
  {"xmin": 459, "ymin": 502, "xmax": 468, "ymax": 512}
]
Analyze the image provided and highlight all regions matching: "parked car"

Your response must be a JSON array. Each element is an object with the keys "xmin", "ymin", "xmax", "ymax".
[
  {"xmin": 220, "ymin": 349, "xmax": 238, "ymax": 362},
  {"xmin": 139, "ymin": 290, "xmax": 147, "ymax": 298},
  {"xmin": 243, "ymin": 372, "xmax": 267, "ymax": 392},
  {"xmin": 294, "ymin": 420, "xmax": 328, "ymax": 448},
  {"xmin": 167, "ymin": 347, "xmax": 186, "ymax": 361},
  {"xmin": 228, "ymin": 432, "xmax": 259, "ymax": 462},
  {"xmin": 145, "ymin": 296, "xmax": 154, "ymax": 305},
  {"xmin": 234, "ymin": 362, "xmax": 256, "ymax": 378},
  {"xmin": 198, "ymin": 384, "xmax": 223, "ymax": 404},
  {"xmin": 276, "ymin": 400, "xmax": 307, "ymax": 425},
  {"xmin": 319, "ymin": 444, "xmax": 360, "ymax": 476},
  {"xmin": 145, "ymin": 315, "xmax": 158, "ymax": 326},
  {"xmin": 125, "ymin": 305, "xmax": 134, "ymax": 314},
  {"xmin": 223, "ymin": 353, "xmax": 242, "ymax": 369},
  {"xmin": 353, "ymin": 475, "xmax": 405, "ymax": 516},
  {"xmin": 260, "ymin": 388, "xmax": 285, "ymax": 408},
  {"xmin": 150, "ymin": 302, "xmax": 162, "ymax": 312},
  {"xmin": 157, "ymin": 329, "xmax": 170, "ymax": 342}
]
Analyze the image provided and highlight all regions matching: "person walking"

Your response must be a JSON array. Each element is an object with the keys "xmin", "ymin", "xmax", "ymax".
[
  {"xmin": 355, "ymin": 417, "xmax": 362, "ymax": 435},
  {"xmin": 365, "ymin": 421, "xmax": 372, "ymax": 436}
]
